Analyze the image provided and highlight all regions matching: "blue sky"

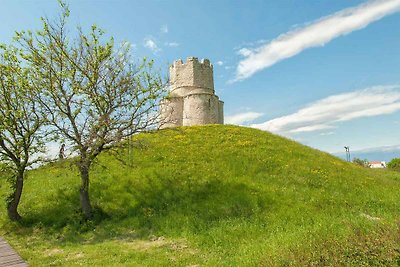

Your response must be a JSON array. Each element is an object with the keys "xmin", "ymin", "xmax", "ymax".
[{"xmin": 1, "ymin": 0, "xmax": 400, "ymax": 157}]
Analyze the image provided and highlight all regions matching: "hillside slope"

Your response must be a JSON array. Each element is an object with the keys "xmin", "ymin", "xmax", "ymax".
[{"xmin": 1, "ymin": 125, "xmax": 400, "ymax": 266}]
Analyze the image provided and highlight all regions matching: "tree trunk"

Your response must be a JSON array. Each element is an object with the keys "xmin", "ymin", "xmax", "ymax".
[
  {"xmin": 7, "ymin": 171, "xmax": 24, "ymax": 221},
  {"xmin": 79, "ymin": 164, "xmax": 92, "ymax": 219}
]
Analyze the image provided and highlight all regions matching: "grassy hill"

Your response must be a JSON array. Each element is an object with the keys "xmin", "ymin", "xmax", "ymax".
[{"xmin": 0, "ymin": 125, "xmax": 399, "ymax": 266}]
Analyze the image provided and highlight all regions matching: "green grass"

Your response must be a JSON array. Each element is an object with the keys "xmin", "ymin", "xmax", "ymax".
[{"xmin": 1, "ymin": 125, "xmax": 400, "ymax": 266}]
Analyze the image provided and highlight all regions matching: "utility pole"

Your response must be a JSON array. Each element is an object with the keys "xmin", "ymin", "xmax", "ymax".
[{"xmin": 344, "ymin": 146, "xmax": 351, "ymax": 162}]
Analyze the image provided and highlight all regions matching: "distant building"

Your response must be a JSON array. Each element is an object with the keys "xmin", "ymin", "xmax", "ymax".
[{"xmin": 368, "ymin": 161, "xmax": 386, "ymax": 168}]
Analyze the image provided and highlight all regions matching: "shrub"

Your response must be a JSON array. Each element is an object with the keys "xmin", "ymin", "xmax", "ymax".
[
  {"xmin": 387, "ymin": 158, "xmax": 400, "ymax": 172},
  {"xmin": 353, "ymin": 158, "xmax": 369, "ymax": 167}
]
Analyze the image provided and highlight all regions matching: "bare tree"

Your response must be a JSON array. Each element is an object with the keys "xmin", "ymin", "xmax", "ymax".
[
  {"xmin": 16, "ymin": 4, "xmax": 167, "ymax": 218},
  {"xmin": 0, "ymin": 45, "xmax": 45, "ymax": 221}
]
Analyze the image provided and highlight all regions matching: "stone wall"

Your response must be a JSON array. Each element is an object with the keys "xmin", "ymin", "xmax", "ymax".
[
  {"xmin": 218, "ymin": 100, "xmax": 224, "ymax": 124},
  {"xmin": 183, "ymin": 94, "xmax": 220, "ymax": 126},
  {"xmin": 160, "ymin": 97, "xmax": 183, "ymax": 128}
]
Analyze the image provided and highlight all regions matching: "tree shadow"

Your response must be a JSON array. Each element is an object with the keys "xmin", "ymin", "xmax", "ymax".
[
  {"xmin": 7, "ymin": 172, "xmax": 274, "ymax": 245},
  {"xmin": 93, "ymin": 174, "xmax": 274, "ymax": 239}
]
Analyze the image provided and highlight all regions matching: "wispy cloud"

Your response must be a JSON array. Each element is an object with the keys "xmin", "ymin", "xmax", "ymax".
[
  {"xmin": 161, "ymin": 24, "xmax": 169, "ymax": 34},
  {"xmin": 225, "ymin": 112, "xmax": 264, "ymax": 125},
  {"xmin": 165, "ymin": 42, "xmax": 179, "ymax": 47},
  {"xmin": 237, "ymin": 48, "xmax": 252, "ymax": 57},
  {"xmin": 320, "ymin": 131, "xmax": 335, "ymax": 136},
  {"xmin": 357, "ymin": 144, "xmax": 400, "ymax": 152},
  {"xmin": 143, "ymin": 37, "xmax": 161, "ymax": 53},
  {"xmin": 235, "ymin": 0, "xmax": 400, "ymax": 81},
  {"xmin": 251, "ymin": 85, "xmax": 400, "ymax": 133},
  {"xmin": 333, "ymin": 143, "xmax": 400, "ymax": 158},
  {"xmin": 216, "ymin": 61, "xmax": 224, "ymax": 66}
]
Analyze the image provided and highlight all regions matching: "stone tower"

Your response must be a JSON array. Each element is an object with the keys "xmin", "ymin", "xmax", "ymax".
[{"xmin": 160, "ymin": 57, "xmax": 224, "ymax": 128}]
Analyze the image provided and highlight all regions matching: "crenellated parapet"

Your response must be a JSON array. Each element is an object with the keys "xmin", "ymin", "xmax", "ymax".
[
  {"xmin": 170, "ymin": 57, "xmax": 214, "ymax": 96},
  {"xmin": 170, "ymin": 57, "xmax": 213, "ymax": 69}
]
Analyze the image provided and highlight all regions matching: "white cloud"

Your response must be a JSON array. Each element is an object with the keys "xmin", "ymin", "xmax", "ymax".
[
  {"xmin": 290, "ymin": 124, "xmax": 335, "ymax": 133},
  {"xmin": 344, "ymin": 144, "xmax": 400, "ymax": 153},
  {"xmin": 320, "ymin": 131, "xmax": 335, "ymax": 136},
  {"xmin": 165, "ymin": 42, "xmax": 179, "ymax": 47},
  {"xmin": 225, "ymin": 112, "xmax": 264, "ymax": 125},
  {"xmin": 235, "ymin": 0, "xmax": 400, "ymax": 81},
  {"xmin": 372, "ymin": 144, "xmax": 400, "ymax": 152},
  {"xmin": 161, "ymin": 24, "xmax": 169, "ymax": 34},
  {"xmin": 216, "ymin": 61, "xmax": 224, "ymax": 66},
  {"xmin": 237, "ymin": 48, "xmax": 252, "ymax": 57},
  {"xmin": 251, "ymin": 85, "xmax": 400, "ymax": 134},
  {"xmin": 144, "ymin": 38, "xmax": 161, "ymax": 53}
]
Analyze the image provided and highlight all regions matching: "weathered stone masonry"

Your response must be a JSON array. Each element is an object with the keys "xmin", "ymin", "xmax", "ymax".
[{"xmin": 160, "ymin": 57, "xmax": 224, "ymax": 128}]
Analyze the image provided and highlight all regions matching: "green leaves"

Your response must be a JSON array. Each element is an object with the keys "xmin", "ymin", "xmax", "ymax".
[
  {"xmin": 387, "ymin": 158, "xmax": 400, "ymax": 172},
  {"xmin": 6, "ymin": 0, "xmax": 168, "ymax": 218},
  {"xmin": 58, "ymin": 0, "xmax": 70, "ymax": 17},
  {"xmin": 0, "ymin": 42, "xmax": 47, "ymax": 220}
]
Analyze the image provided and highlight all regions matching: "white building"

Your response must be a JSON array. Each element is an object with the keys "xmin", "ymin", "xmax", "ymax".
[{"xmin": 368, "ymin": 161, "xmax": 386, "ymax": 168}]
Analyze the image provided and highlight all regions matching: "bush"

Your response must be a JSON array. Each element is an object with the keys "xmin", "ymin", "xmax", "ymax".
[
  {"xmin": 387, "ymin": 158, "xmax": 400, "ymax": 172},
  {"xmin": 353, "ymin": 158, "xmax": 369, "ymax": 167}
]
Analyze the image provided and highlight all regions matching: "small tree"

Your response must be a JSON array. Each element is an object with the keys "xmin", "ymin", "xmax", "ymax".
[
  {"xmin": 387, "ymin": 158, "xmax": 400, "ymax": 172},
  {"xmin": 352, "ymin": 158, "xmax": 369, "ymax": 168},
  {"xmin": 17, "ymin": 4, "xmax": 166, "ymax": 218},
  {"xmin": 0, "ymin": 45, "xmax": 45, "ymax": 221}
]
